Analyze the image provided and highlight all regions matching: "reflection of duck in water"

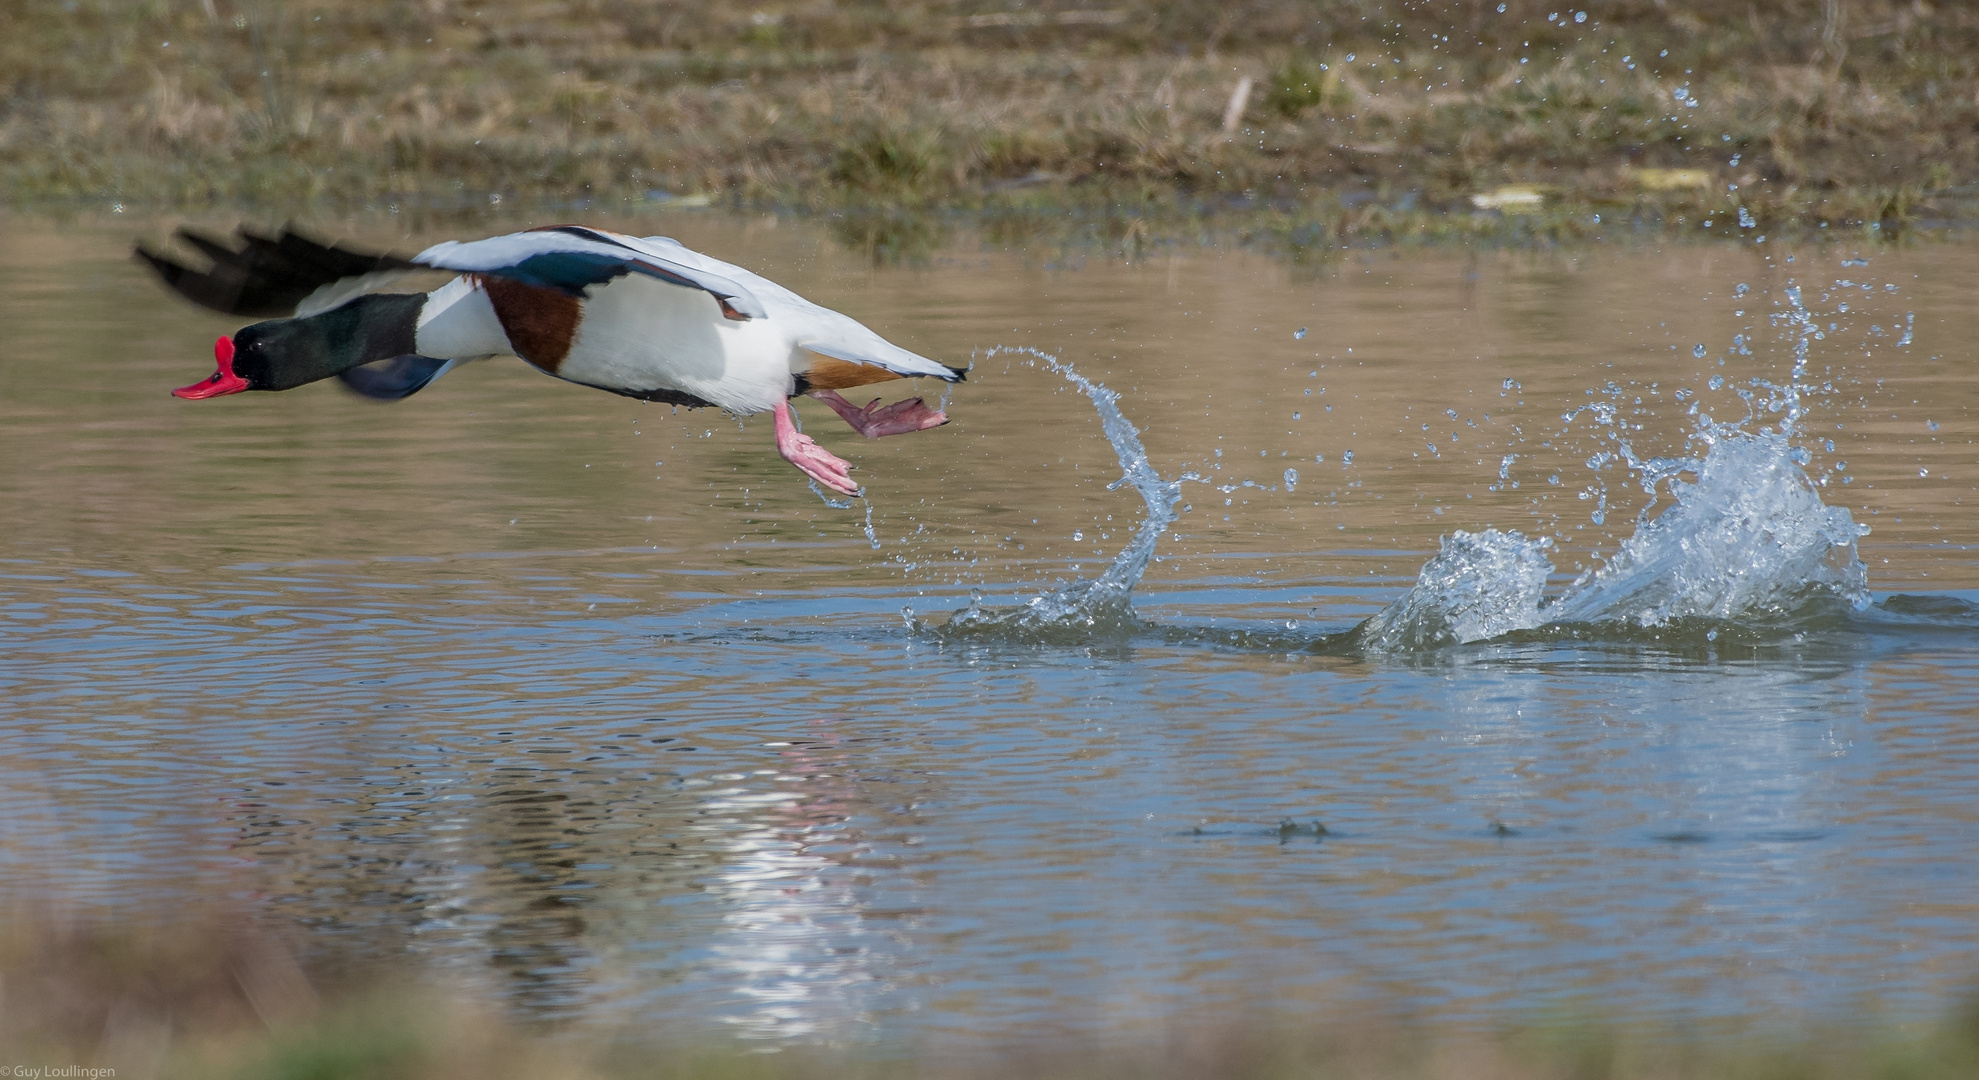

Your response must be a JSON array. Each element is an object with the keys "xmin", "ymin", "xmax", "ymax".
[
  {"xmin": 138, "ymin": 225, "xmax": 965, "ymax": 495},
  {"xmin": 696, "ymin": 720, "xmax": 921, "ymax": 1038}
]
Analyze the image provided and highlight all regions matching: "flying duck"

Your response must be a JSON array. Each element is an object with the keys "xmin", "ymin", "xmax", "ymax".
[{"xmin": 136, "ymin": 225, "xmax": 965, "ymax": 496}]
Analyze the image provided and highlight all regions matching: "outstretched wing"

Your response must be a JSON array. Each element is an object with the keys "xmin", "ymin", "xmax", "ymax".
[
  {"xmin": 135, "ymin": 226, "xmax": 422, "ymax": 319},
  {"xmin": 135, "ymin": 224, "xmax": 767, "ymax": 324},
  {"xmin": 411, "ymin": 225, "xmax": 767, "ymax": 319},
  {"xmin": 620, "ymin": 232, "xmax": 965, "ymax": 382}
]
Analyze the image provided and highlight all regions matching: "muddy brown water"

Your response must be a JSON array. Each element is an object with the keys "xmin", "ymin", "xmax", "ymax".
[{"xmin": 3, "ymin": 212, "xmax": 1977, "ymax": 1041}]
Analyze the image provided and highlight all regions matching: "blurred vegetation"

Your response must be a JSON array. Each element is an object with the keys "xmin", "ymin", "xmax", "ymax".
[
  {"xmin": 3, "ymin": 1, "xmax": 1977, "ymax": 241},
  {"xmin": 6, "ymin": 902, "xmax": 1979, "ymax": 1080}
]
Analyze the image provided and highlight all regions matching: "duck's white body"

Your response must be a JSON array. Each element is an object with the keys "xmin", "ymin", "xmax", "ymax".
[
  {"xmin": 554, "ymin": 276, "xmax": 784, "ymax": 410},
  {"xmin": 401, "ymin": 231, "xmax": 954, "ymax": 417}
]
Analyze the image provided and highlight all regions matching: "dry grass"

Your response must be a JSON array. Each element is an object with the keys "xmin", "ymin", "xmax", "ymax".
[
  {"xmin": 5, "ymin": 1, "xmax": 1978, "ymax": 245},
  {"xmin": 4, "ymin": 900, "xmax": 1979, "ymax": 1080}
]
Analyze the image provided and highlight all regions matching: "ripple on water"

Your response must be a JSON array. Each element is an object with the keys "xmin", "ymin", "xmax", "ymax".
[{"xmin": 5, "ymin": 226, "xmax": 1979, "ymax": 1041}]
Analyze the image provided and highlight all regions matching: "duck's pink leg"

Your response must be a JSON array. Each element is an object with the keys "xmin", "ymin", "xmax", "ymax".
[
  {"xmin": 808, "ymin": 389, "xmax": 948, "ymax": 438},
  {"xmin": 773, "ymin": 398, "xmax": 860, "ymax": 496}
]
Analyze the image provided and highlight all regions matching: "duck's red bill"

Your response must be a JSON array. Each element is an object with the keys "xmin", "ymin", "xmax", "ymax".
[{"xmin": 173, "ymin": 335, "xmax": 249, "ymax": 399}]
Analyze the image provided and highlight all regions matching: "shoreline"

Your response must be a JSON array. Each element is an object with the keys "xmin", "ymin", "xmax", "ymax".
[
  {"xmin": 38, "ymin": 189, "xmax": 1979, "ymax": 273},
  {"xmin": 7, "ymin": 1, "xmax": 1979, "ymax": 254}
]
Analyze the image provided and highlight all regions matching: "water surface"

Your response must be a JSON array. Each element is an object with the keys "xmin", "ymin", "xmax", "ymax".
[{"xmin": 3, "ymin": 214, "xmax": 1978, "ymax": 1043}]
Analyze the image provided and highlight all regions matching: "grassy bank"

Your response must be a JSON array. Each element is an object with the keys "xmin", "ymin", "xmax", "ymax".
[
  {"xmin": 7, "ymin": 904, "xmax": 1978, "ymax": 1080},
  {"xmin": 5, "ymin": 1, "xmax": 1979, "ymax": 247}
]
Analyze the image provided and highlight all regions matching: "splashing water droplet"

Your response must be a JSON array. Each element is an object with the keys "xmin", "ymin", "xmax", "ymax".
[
  {"xmin": 1294, "ymin": 327, "xmax": 1308, "ymax": 339},
  {"xmin": 1283, "ymin": 468, "xmax": 1299, "ymax": 491},
  {"xmin": 938, "ymin": 348, "xmax": 1194, "ymax": 643},
  {"xmin": 1693, "ymin": 344, "xmax": 1708, "ymax": 358}
]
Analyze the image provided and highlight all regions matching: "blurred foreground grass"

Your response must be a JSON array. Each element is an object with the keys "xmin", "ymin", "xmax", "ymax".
[
  {"xmin": 5, "ymin": 1, "xmax": 1979, "ymax": 249},
  {"xmin": 6, "ymin": 903, "xmax": 1978, "ymax": 1080}
]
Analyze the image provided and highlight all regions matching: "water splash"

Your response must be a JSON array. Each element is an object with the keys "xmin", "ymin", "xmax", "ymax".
[
  {"xmin": 940, "ymin": 347, "xmax": 1192, "ymax": 642},
  {"xmin": 933, "ymin": 284, "xmax": 1879, "ymax": 655},
  {"xmin": 1358, "ymin": 529, "xmax": 1553, "ymax": 651},
  {"xmin": 1544, "ymin": 431, "xmax": 1867, "ymax": 625},
  {"xmin": 805, "ymin": 483, "xmax": 880, "ymax": 551},
  {"xmin": 1361, "ymin": 432, "xmax": 1870, "ymax": 652},
  {"xmin": 1361, "ymin": 280, "xmax": 1870, "ymax": 652}
]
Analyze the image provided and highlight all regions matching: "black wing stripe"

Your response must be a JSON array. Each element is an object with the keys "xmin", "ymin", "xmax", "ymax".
[
  {"xmin": 174, "ymin": 230, "xmax": 255, "ymax": 271},
  {"xmin": 546, "ymin": 225, "xmax": 636, "ymax": 251},
  {"xmin": 133, "ymin": 227, "xmax": 417, "ymax": 318},
  {"xmin": 270, "ymin": 229, "xmax": 401, "ymax": 281}
]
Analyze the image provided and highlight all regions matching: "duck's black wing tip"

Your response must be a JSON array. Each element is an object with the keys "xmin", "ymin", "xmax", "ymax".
[{"xmin": 133, "ymin": 225, "xmax": 416, "ymax": 319}]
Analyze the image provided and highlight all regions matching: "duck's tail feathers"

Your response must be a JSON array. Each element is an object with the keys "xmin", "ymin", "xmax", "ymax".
[
  {"xmin": 135, "ymin": 225, "xmax": 419, "ymax": 318},
  {"xmin": 800, "ymin": 338, "xmax": 965, "ymax": 383},
  {"xmin": 336, "ymin": 356, "xmax": 457, "ymax": 401}
]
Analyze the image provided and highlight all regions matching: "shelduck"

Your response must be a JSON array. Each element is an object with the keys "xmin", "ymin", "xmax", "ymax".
[{"xmin": 136, "ymin": 225, "xmax": 965, "ymax": 496}]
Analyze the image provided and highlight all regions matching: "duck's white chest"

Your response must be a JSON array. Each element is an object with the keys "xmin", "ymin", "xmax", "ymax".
[{"xmin": 557, "ymin": 277, "xmax": 794, "ymax": 413}]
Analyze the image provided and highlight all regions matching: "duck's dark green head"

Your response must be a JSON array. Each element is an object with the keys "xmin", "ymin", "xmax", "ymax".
[{"xmin": 170, "ymin": 294, "xmax": 428, "ymax": 400}]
